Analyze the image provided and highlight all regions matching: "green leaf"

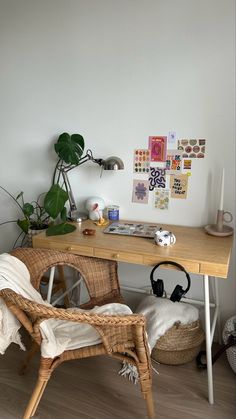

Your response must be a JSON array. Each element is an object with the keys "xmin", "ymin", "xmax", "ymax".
[
  {"xmin": 16, "ymin": 191, "xmax": 24, "ymax": 200},
  {"xmin": 17, "ymin": 219, "xmax": 30, "ymax": 233},
  {"xmin": 22, "ymin": 203, "xmax": 34, "ymax": 217},
  {"xmin": 54, "ymin": 132, "xmax": 85, "ymax": 165},
  {"xmin": 46, "ymin": 222, "xmax": 76, "ymax": 236},
  {"xmin": 44, "ymin": 184, "xmax": 68, "ymax": 219}
]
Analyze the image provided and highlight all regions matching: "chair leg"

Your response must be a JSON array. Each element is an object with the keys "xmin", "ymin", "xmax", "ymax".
[
  {"xmin": 22, "ymin": 378, "xmax": 48, "ymax": 419},
  {"xmin": 145, "ymin": 390, "xmax": 155, "ymax": 419}
]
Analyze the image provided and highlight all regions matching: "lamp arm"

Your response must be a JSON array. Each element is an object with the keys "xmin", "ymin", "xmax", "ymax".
[{"xmin": 61, "ymin": 170, "xmax": 77, "ymax": 213}]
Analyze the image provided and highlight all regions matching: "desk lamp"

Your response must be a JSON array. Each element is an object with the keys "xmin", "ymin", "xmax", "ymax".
[{"xmin": 60, "ymin": 149, "xmax": 124, "ymax": 221}]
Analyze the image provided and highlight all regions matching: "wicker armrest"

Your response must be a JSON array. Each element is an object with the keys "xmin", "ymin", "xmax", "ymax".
[{"xmin": 1, "ymin": 288, "xmax": 145, "ymax": 327}]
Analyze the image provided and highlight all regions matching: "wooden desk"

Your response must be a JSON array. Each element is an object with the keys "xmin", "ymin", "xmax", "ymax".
[{"xmin": 33, "ymin": 219, "xmax": 233, "ymax": 404}]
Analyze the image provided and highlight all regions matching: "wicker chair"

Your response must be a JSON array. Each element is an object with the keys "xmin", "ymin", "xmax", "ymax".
[{"xmin": 0, "ymin": 248, "xmax": 154, "ymax": 419}]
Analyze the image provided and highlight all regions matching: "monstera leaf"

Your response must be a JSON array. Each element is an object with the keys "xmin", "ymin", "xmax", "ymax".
[
  {"xmin": 46, "ymin": 222, "xmax": 76, "ymax": 236},
  {"xmin": 44, "ymin": 184, "xmax": 68, "ymax": 220},
  {"xmin": 54, "ymin": 132, "xmax": 85, "ymax": 165}
]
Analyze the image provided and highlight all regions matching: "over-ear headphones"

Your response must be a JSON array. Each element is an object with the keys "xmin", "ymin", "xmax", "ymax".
[{"xmin": 150, "ymin": 261, "xmax": 191, "ymax": 302}]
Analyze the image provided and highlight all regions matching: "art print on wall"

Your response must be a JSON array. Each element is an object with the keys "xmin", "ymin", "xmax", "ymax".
[
  {"xmin": 133, "ymin": 149, "xmax": 150, "ymax": 173},
  {"xmin": 178, "ymin": 139, "xmax": 206, "ymax": 158},
  {"xmin": 170, "ymin": 174, "xmax": 189, "ymax": 199},
  {"xmin": 183, "ymin": 159, "xmax": 192, "ymax": 170},
  {"xmin": 166, "ymin": 150, "xmax": 182, "ymax": 174},
  {"xmin": 149, "ymin": 136, "xmax": 167, "ymax": 162},
  {"xmin": 154, "ymin": 188, "xmax": 170, "ymax": 210},
  {"xmin": 132, "ymin": 179, "xmax": 149, "ymax": 204},
  {"xmin": 149, "ymin": 167, "xmax": 166, "ymax": 191}
]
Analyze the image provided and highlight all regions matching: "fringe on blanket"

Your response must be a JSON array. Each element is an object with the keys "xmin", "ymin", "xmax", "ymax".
[
  {"xmin": 118, "ymin": 361, "xmax": 139, "ymax": 384},
  {"xmin": 118, "ymin": 359, "xmax": 159, "ymax": 385}
]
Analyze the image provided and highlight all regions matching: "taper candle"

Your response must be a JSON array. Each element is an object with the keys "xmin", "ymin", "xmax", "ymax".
[{"xmin": 219, "ymin": 168, "xmax": 225, "ymax": 211}]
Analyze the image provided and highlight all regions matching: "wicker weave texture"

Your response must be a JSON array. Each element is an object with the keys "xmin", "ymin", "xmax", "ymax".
[
  {"xmin": 0, "ymin": 248, "xmax": 154, "ymax": 419},
  {"xmin": 152, "ymin": 320, "xmax": 205, "ymax": 365}
]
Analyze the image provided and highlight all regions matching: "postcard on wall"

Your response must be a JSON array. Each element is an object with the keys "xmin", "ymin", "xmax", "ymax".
[
  {"xmin": 178, "ymin": 139, "xmax": 206, "ymax": 158},
  {"xmin": 154, "ymin": 188, "xmax": 170, "ymax": 210},
  {"xmin": 168, "ymin": 131, "xmax": 177, "ymax": 146},
  {"xmin": 149, "ymin": 167, "xmax": 166, "ymax": 191},
  {"xmin": 149, "ymin": 136, "xmax": 167, "ymax": 162},
  {"xmin": 183, "ymin": 159, "xmax": 192, "ymax": 170},
  {"xmin": 132, "ymin": 179, "xmax": 149, "ymax": 204},
  {"xmin": 170, "ymin": 174, "xmax": 189, "ymax": 199},
  {"xmin": 133, "ymin": 149, "xmax": 150, "ymax": 173},
  {"xmin": 166, "ymin": 150, "xmax": 182, "ymax": 174}
]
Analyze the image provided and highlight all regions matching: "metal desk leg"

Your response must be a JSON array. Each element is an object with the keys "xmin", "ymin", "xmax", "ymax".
[{"xmin": 203, "ymin": 274, "xmax": 214, "ymax": 404}]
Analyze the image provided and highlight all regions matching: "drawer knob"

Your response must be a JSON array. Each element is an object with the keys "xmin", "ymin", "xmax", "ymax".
[
  {"xmin": 66, "ymin": 246, "xmax": 73, "ymax": 251},
  {"xmin": 113, "ymin": 253, "xmax": 119, "ymax": 259}
]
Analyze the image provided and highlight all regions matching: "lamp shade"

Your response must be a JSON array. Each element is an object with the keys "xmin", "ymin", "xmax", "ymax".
[{"xmin": 102, "ymin": 156, "xmax": 124, "ymax": 170}]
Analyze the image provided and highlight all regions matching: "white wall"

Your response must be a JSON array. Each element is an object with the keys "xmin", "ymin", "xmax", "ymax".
[{"xmin": 0, "ymin": 0, "xmax": 235, "ymax": 325}]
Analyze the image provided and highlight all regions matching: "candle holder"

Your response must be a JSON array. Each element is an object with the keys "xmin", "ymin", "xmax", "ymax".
[{"xmin": 205, "ymin": 209, "xmax": 234, "ymax": 237}]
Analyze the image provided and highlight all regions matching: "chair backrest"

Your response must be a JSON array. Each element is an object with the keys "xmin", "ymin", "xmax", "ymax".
[{"xmin": 10, "ymin": 248, "xmax": 124, "ymax": 307}]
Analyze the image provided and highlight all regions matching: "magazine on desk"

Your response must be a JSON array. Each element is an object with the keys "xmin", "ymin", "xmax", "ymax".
[{"xmin": 103, "ymin": 222, "xmax": 159, "ymax": 238}]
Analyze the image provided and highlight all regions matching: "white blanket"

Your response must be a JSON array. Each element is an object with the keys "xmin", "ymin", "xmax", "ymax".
[
  {"xmin": 135, "ymin": 295, "xmax": 199, "ymax": 350},
  {"xmin": 0, "ymin": 253, "xmax": 132, "ymax": 358}
]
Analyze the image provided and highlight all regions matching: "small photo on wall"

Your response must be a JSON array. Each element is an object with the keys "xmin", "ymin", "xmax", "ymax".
[
  {"xmin": 154, "ymin": 188, "xmax": 170, "ymax": 210},
  {"xmin": 166, "ymin": 150, "xmax": 182, "ymax": 174},
  {"xmin": 149, "ymin": 136, "xmax": 167, "ymax": 162},
  {"xmin": 170, "ymin": 174, "xmax": 189, "ymax": 199},
  {"xmin": 132, "ymin": 179, "xmax": 149, "ymax": 204},
  {"xmin": 133, "ymin": 149, "xmax": 150, "ymax": 173},
  {"xmin": 149, "ymin": 167, "xmax": 166, "ymax": 191}
]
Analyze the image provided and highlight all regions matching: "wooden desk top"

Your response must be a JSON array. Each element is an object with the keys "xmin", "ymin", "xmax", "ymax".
[{"xmin": 32, "ymin": 220, "xmax": 234, "ymax": 278}]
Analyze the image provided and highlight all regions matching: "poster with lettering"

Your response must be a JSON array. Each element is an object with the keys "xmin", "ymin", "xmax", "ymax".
[
  {"xmin": 149, "ymin": 136, "xmax": 167, "ymax": 162},
  {"xmin": 170, "ymin": 174, "xmax": 188, "ymax": 199}
]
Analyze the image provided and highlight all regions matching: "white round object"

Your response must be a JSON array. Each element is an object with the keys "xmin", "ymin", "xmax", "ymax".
[
  {"xmin": 154, "ymin": 229, "xmax": 176, "ymax": 247},
  {"xmin": 85, "ymin": 196, "xmax": 105, "ymax": 211}
]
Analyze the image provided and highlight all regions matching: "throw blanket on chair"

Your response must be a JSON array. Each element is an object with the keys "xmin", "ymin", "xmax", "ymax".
[{"xmin": 0, "ymin": 253, "xmax": 132, "ymax": 358}]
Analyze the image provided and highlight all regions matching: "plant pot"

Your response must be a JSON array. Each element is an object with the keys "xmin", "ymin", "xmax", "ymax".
[{"xmin": 27, "ymin": 226, "xmax": 48, "ymax": 247}]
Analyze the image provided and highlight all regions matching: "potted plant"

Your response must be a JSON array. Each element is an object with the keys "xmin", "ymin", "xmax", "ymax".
[
  {"xmin": 0, "ymin": 186, "xmax": 50, "ymax": 247},
  {"xmin": 0, "ymin": 132, "xmax": 86, "ymax": 243}
]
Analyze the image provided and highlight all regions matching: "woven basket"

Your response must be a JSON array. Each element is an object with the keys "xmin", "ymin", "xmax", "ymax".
[
  {"xmin": 222, "ymin": 315, "xmax": 236, "ymax": 373},
  {"xmin": 152, "ymin": 319, "xmax": 205, "ymax": 365}
]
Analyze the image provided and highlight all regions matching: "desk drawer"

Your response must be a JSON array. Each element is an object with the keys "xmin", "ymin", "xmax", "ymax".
[
  {"xmin": 143, "ymin": 255, "xmax": 199, "ymax": 274},
  {"xmin": 94, "ymin": 248, "xmax": 143, "ymax": 264},
  {"xmin": 45, "ymin": 242, "xmax": 94, "ymax": 257}
]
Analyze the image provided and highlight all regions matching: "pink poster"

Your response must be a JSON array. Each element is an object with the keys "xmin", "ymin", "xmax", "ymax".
[{"xmin": 149, "ymin": 136, "xmax": 167, "ymax": 162}]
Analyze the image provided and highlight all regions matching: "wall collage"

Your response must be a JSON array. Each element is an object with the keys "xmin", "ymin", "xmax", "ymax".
[{"xmin": 132, "ymin": 133, "xmax": 206, "ymax": 210}]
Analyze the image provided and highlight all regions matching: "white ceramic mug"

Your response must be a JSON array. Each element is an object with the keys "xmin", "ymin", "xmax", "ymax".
[{"xmin": 155, "ymin": 229, "xmax": 176, "ymax": 247}]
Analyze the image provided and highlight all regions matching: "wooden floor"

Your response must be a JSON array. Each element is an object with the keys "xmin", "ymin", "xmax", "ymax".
[{"xmin": 0, "ymin": 343, "xmax": 235, "ymax": 419}]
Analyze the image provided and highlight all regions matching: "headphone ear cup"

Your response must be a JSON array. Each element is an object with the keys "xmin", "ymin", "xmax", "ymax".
[
  {"xmin": 170, "ymin": 284, "xmax": 184, "ymax": 302},
  {"xmin": 155, "ymin": 279, "xmax": 164, "ymax": 297}
]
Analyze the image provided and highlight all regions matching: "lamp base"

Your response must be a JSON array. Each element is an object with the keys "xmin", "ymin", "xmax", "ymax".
[
  {"xmin": 204, "ymin": 224, "xmax": 234, "ymax": 237},
  {"xmin": 69, "ymin": 210, "xmax": 88, "ymax": 222}
]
